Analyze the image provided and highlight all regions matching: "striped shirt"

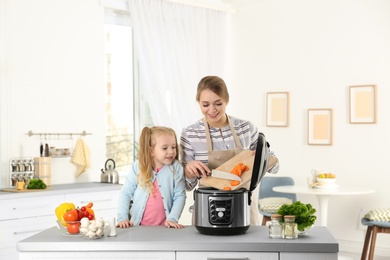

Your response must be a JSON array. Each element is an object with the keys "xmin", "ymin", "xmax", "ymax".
[{"xmin": 180, "ymin": 115, "xmax": 279, "ymax": 190}]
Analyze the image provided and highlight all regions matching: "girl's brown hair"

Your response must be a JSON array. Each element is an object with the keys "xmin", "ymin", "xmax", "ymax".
[
  {"xmin": 137, "ymin": 126, "xmax": 178, "ymax": 194},
  {"xmin": 196, "ymin": 75, "xmax": 230, "ymax": 103}
]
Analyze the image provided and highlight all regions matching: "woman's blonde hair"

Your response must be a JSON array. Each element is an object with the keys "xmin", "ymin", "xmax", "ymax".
[
  {"xmin": 137, "ymin": 126, "xmax": 178, "ymax": 194},
  {"xmin": 196, "ymin": 75, "xmax": 230, "ymax": 103}
]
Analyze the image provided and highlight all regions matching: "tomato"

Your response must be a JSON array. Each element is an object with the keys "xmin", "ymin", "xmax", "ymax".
[
  {"xmin": 63, "ymin": 209, "xmax": 79, "ymax": 221},
  {"xmin": 77, "ymin": 209, "xmax": 85, "ymax": 221},
  {"xmin": 86, "ymin": 208, "xmax": 95, "ymax": 219},
  {"xmin": 87, "ymin": 214, "xmax": 94, "ymax": 220},
  {"xmin": 67, "ymin": 222, "xmax": 81, "ymax": 234},
  {"xmin": 80, "ymin": 206, "xmax": 86, "ymax": 212}
]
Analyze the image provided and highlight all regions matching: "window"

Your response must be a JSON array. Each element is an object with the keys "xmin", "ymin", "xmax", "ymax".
[
  {"xmin": 104, "ymin": 22, "xmax": 134, "ymax": 179},
  {"xmin": 103, "ymin": 4, "xmax": 156, "ymax": 182}
]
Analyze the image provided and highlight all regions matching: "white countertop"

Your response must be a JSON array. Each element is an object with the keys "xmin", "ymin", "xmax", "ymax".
[
  {"xmin": 17, "ymin": 225, "xmax": 338, "ymax": 253},
  {"xmin": 0, "ymin": 182, "xmax": 122, "ymax": 200}
]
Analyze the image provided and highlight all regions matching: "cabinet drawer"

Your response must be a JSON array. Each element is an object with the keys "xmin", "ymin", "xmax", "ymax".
[
  {"xmin": 19, "ymin": 251, "xmax": 175, "ymax": 260},
  {"xmin": 280, "ymin": 252, "xmax": 338, "ymax": 260},
  {"xmin": 176, "ymin": 252, "xmax": 279, "ymax": 260},
  {"xmin": 0, "ymin": 195, "xmax": 64, "ymax": 221},
  {"xmin": 0, "ymin": 246, "xmax": 18, "ymax": 260},
  {"xmin": 0, "ymin": 215, "xmax": 56, "ymax": 249},
  {"xmin": 64, "ymin": 190, "xmax": 119, "ymax": 211}
]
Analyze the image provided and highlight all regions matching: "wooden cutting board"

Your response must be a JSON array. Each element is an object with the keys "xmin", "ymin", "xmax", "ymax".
[
  {"xmin": 199, "ymin": 150, "xmax": 278, "ymax": 191},
  {"xmin": 200, "ymin": 150, "xmax": 255, "ymax": 190}
]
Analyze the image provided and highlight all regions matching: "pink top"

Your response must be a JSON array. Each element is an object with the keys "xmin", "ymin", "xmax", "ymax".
[{"xmin": 140, "ymin": 167, "xmax": 166, "ymax": 226}]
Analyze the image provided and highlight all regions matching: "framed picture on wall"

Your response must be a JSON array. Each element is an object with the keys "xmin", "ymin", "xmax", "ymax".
[
  {"xmin": 308, "ymin": 109, "xmax": 333, "ymax": 145},
  {"xmin": 266, "ymin": 92, "xmax": 289, "ymax": 127},
  {"xmin": 349, "ymin": 85, "xmax": 377, "ymax": 124}
]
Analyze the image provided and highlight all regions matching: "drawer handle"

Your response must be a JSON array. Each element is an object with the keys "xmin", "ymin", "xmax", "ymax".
[
  {"xmin": 207, "ymin": 258, "xmax": 249, "ymax": 260},
  {"xmin": 13, "ymin": 205, "xmax": 50, "ymax": 211},
  {"xmin": 80, "ymin": 199, "xmax": 111, "ymax": 203},
  {"xmin": 14, "ymin": 229, "xmax": 44, "ymax": 235}
]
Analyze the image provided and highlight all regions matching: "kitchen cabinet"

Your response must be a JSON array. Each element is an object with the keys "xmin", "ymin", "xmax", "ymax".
[
  {"xmin": 0, "ymin": 182, "xmax": 122, "ymax": 260},
  {"xmin": 65, "ymin": 190, "xmax": 119, "ymax": 219},
  {"xmin": 17, "ymin": 226, "xmax": 339, "ymax": 260},
  {"xmin": 176, "ymin": 252, "xmax": 278, "ymax": 260},
  {"xmin": 19, "ymin": 252, "xmax": 175, "ymax": 260}
]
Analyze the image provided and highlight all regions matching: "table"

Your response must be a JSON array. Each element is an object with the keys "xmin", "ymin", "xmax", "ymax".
[{"xmin": 273, "ymin": 185, "xmax": 375, "ymax": 226}]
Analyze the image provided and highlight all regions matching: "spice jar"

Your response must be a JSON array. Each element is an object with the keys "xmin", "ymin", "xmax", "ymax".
[
  {"xmin": 16, "ymin": 181, "xmax": 25, "ymax": 190},
  {"xmin": 283, "ymin": 215, "xmax": 298, "ymax": 239},
  {"xmin": 269, "ymin": 214, "xmax": 283, "ymax": 238}
]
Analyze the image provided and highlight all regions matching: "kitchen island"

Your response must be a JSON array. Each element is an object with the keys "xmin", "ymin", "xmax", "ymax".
[{"xmin": 17, "ymin": 225, "xmax": 339, "ymax": 260}]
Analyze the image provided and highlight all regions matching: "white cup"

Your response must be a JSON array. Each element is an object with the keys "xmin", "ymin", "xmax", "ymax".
[{"xmin": 311, "ymin": 169, "xmax": 323, "ymax": 177}]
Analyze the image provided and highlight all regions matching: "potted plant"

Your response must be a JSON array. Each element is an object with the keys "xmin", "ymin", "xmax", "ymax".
[{"xmin": 277, "ymin": 201, "xmax": 317, "ymax": 232}]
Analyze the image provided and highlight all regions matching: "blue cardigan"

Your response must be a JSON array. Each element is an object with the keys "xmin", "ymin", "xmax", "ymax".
[{"xmin": 117, "ymin": 160, "xmax": 186, "ymax": 225}]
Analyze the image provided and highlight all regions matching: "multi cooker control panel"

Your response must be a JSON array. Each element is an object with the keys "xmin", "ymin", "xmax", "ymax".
[{"xmin": 208, "ymin": 196, "xmax": 233, "ymax": 225}]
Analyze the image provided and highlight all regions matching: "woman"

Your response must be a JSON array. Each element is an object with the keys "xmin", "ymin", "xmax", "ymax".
[{"xmin": 180, "ymin": 75, "xmax": 279, "ymax": 225}]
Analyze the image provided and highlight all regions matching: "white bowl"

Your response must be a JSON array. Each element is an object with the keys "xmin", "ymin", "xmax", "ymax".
[
  {"xmin": 316, "ymin": 177, "xmax": 336, "ymax": 184},
  {"xmin": 81, "ymin": 231, "xmax": 104, "ymax": 239}
]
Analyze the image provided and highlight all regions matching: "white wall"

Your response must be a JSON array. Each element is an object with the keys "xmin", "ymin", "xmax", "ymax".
[
  {"xmin": 228, "ymin": 0, "xmax": 390, "ymax": 255},
  {"xmin": 0, "ymin": 0, "xmax": 106, "ymax": 186}
]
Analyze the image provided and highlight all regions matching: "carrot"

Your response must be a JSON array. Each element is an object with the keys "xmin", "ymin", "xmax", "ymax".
[
  {"xmin": 230, "ymin": 180, "xmax": 240, "ymax": 186},
  {"xmin": 223, "ymin": 186, "xmax": 231, "ymax": 190},
  {"xmin": 230, "ymin": 162, "xmax": 249, "ymax": 176},
  {"xmin": 86, "ymin": 202, "xmax": 93, "ymax": 208}
]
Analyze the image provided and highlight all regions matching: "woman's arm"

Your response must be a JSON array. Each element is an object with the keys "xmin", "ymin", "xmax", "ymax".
[{"xmin": 180, "ymin": 127, "xmax": 209, "ymax": 190}]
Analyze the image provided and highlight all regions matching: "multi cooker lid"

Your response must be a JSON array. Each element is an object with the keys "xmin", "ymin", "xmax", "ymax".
[{"xmin": 249, "ymin": 133, "xmax": 270, "ymax": 192}]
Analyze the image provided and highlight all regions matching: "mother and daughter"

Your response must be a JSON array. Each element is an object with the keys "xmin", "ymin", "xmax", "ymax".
[{"xmin": 116, "ymin": 75, "xmax": 280, "ymax": 228}]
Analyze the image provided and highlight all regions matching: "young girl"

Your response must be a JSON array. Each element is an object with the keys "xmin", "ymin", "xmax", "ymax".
[{"xmin": 117, "ymin": 126, "xmax": 186, "ymax": 229}]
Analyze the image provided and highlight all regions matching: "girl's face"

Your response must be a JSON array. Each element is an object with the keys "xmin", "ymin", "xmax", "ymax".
[
  {"xmin": 198, "ymin": 89, "xmax": 228, "ymax": 128},
  {"xmin": 151, "ymin": 133, "xmax": 177, "ymax": 169}
]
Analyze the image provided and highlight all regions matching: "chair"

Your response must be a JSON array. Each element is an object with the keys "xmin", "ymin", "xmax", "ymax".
[
  {"xmin": 361, "ymin": 218, "xmax": 390, "ymax": 260},
  {"xmin": 258, "ymin": 176, "xmax": 296, "ymax": 226}
]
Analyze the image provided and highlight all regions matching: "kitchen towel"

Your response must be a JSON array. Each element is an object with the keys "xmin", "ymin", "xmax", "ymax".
[{"xmin": 71, "ymin": 138, "xmax": 91, "ymax": 176}]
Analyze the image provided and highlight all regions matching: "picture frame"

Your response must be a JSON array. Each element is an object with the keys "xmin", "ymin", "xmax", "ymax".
[
  {"xmin": 266, "ymin": 92, "xmax": 289, "ymax": 127},
  {"xmin": 308, "ymin": 109, "xmax": 333, "ymax": 145},
  {"xmin": 349, "ymin": 85, "xmax": 377, "ymax": 124}
]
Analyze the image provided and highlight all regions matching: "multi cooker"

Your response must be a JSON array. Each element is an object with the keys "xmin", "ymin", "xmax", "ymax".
[{"xmin": 194, "ymin": 133, "xmax": 270, "ymax": 235}]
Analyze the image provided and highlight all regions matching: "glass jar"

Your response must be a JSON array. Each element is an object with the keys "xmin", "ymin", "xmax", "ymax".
[
  {"xmin": 269, "ymin": 214, "xmax": 283, "ymax": 238},
  {"xmin": 283, "ymin": 215, "xmax": 298, "ymax": 239}
]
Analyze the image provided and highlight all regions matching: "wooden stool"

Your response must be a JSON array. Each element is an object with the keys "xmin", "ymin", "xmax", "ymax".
[{"xmin": 361, "ymin": 218, "xmax": 390, "ymax": 260}]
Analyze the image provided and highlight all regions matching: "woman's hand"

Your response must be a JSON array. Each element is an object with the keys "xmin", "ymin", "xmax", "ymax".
[
  {"xmin": 116, "ymin": 220, "xmax": 134, "ymax": 228},
  {"xmin": 185, "ymin": 160, "xmax": 210, "ymax": 179},
  {"xmin": 165, "ymin": 220, "xmax": 185, "ymax": 229}
]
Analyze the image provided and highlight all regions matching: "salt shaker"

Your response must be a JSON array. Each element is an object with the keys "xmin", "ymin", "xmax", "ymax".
[
  {"xmin": 269, "ymin": 214, "xmax": 283, "ymax": 238},
  {"xmin": 108, "ymin": 217, "xmax": 117, "ymax": 237}
]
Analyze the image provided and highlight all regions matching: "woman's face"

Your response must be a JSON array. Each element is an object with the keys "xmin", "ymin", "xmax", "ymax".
[{"xmin": 198, "ymin": 89, "xmax": 228, "ymax": 128}]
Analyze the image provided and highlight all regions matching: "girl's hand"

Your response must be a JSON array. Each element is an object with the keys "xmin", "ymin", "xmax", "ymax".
[
  {"xmin": 185, "ymin": 160, "xmax": 210, "ymax": 179},
  {"xmin": 116, "ymin": 220, "xmax": 134, "ymax": 228},
  {"xmin": 165, "ymin": 220, "xmax": 185, "ymax": 229}
]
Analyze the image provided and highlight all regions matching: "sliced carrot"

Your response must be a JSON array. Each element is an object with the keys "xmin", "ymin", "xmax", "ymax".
[
  {"xmin": 230, "ymin": 180, "xmax": 240, "ymax": 186},
  {"xmin": 223, "ymin": 186, "xmax": 231, "ymax": 190},
  {"xmin": 230, "ymin": 162, "xmax": 249, "ymax": 176}
]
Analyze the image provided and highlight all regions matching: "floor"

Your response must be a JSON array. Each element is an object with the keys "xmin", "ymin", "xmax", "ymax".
[{"xmin": 339, "ymin": 251, "xmax": 390, "ymax": 260}]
